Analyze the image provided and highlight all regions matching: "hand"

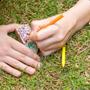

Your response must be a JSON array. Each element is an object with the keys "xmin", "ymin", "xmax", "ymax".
[
  {"xmin": 30, "ymin": 0, "xmax": 90, "ymax": 56},
  {"xmin": 0, "ymin": 24, "xmax": 41, "ymax": 77},
  {"xmin": 30, "ymin": 13, "xmax": 78, "ymax": 56}
]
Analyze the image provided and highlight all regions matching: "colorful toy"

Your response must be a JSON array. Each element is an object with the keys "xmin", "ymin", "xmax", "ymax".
[{"xmin": 16, "ymin": 24, "xmax": 38, "ymax": 53}]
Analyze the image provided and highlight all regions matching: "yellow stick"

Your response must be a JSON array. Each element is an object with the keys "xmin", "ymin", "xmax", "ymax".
[{"xmin": 62, "ymin": 46, "xmax": 66, "ymax": 67}]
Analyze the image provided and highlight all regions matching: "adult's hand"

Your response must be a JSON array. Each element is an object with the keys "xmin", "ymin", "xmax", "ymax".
[{"xmin": 0, "ymin": 24, "xmax": 41, "ymax": 77}]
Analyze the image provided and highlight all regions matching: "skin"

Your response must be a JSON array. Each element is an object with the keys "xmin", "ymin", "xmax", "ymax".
[
  {"xmin": 30, "ymin": 0, "xmax": 90, "ymax": 56},
  {"xmin": 0, "ymin": 0, "xmax": 90, "ymax": 77},
  {"xmin": 0, "ymin": 24, "xmax": 41, "ymax": 77}
]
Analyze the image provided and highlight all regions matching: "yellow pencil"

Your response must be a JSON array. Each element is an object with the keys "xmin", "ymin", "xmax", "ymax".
[{"xmin": 62, "ymin": 46, "xmax": 66, "ymax": 67}]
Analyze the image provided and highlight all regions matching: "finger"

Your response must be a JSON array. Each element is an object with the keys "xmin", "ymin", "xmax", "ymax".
[
  {"xmin": 44, "ymin": 42, "xmax": 64, "ymax": 51},
  {"xmin": 0, "ymin": 24, "xmax": 20, "ymax": 33},
  {"xmin": 44, "ymin": 26, "xmax": 75, "ymax": 51},
  {"xmin": 31, "ymin": 15, "xmax": 59, "ymax": 31},
  {"xmin": 41, "ymin": 49, "xmax": 58, "ymax": 56},
  {"xmin": 8, "ymin": 49, "xmax": 41, "ymax": 69},
  {"xmin": 9, "ymin": 37, "xmax": 40, "ymax": 61},
  {"xmin": 30, "ymin": 25, "xmax": 58, "ymax": 41},
  {"xmin": 36, "ymin": 33, "xmax": 64, "ymax": 50},
  {"xmin": 36, "ymin": 22, "xmax": 68, "ymax": 49},
  {"xmin": 0, "ymin": 62, "xmax": 21, "ymax": 77},
  {"xmin": 3, "ymin": 56, "xmax": 36, "ymax": 75}
]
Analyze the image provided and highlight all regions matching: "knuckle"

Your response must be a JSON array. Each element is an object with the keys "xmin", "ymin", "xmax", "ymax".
[
  {"xmin": 19, "ymin": 54, "xmax": 26, "ymax": 60},
  {"xmin": 0, "ymin": 46, "xmax": 11, "ymax": 56},
  {"xmin": 58, "ymin": 41, "xmax": 65, "ymax": 49},
  {"xmin": 13, "ymin": 60, "xmax": 20, "ymax": 65},
  {"xmin": 27, "ymin": 49, "xmax": 37, "ymax": 58},
  {"xmin": 0, "ymin": 56, "xmax": 7, "ymax": 62},
  {"xmin": 0, "ymin": 49, "xmax": 4, "ymax": 56},
  {"xmin": 3, "ymin": 46, "xmax": 10, "ymax": 53},
  {"xmin": 20, "ymin": 47, "xmax": 33, "ymax": 56},
  {"xmin": 60, "ymin": 42, "xmax": 64, "ymax": 47},
  {"xmin": 60, "ymin": 35, "xmax": 65, "ymax": 40},
  {"xmin": 21, "ymin": 48, "xmax": 28, "ymax": 54},
  {"xmin": 58, "ymin": 34, "xmax": 65, "ymax": 41}
]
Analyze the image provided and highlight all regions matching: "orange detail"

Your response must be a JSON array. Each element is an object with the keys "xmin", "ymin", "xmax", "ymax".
[{"xmin": 38, "ymin": 15, "xmax": 64, "ymax": 31}]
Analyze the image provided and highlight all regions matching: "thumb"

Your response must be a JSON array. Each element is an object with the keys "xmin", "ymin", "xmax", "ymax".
[
  {"xmin": 30, "ymin": 15, "xmax": 60, "ymax": 40},
  {"xmin": 0, "ymin": 24, "xmax": 20, "ymax": 34},
  {"xmin": 31, "ymin": 15, "xmax": 59, "ymax": 31}
]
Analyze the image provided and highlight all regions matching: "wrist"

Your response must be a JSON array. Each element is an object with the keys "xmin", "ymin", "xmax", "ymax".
[{"xmin": 63, "ymin": 0, "xmax": 90, "ymax": 29}]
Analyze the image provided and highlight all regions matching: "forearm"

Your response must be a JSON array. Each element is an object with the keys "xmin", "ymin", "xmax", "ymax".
[{"xmin": 64, "ymin": 0, "xmax": 90, "ymax": 29}]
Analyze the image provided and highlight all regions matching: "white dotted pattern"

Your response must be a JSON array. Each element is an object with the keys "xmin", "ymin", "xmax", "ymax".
[{"xmin": 16, "ymin": 24, "xmax": 31, "ymax": 44}]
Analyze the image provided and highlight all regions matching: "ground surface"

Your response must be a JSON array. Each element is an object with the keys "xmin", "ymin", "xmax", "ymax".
[{"xmin": 0, "ymin": 0, "xmax": 90, "ymax": 90}]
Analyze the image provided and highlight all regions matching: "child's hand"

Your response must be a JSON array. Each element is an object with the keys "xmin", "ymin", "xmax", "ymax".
[
  {"xmin": 30, "ymin": 13, "xmax": 77, "ymax": 56},
  {"xmin": 30, "ymin": 0, "xmax": 90, "ymax": 56},
  {"xmin": 0, "ymin": 24, "xmax": 41, "ymax": 77}
]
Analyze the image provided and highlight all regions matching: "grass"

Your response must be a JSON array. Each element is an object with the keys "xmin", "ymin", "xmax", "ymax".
[{"xmin": 0, "ymin": 0, "xmax": 90, "ymax": 90}]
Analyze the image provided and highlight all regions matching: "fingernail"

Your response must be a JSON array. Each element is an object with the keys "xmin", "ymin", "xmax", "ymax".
[
  {"xmin": 37, "ymin": 63, "xmax": 42, "ymax": 69},
  {"xmin": 14, "ymin": 71, "xmax": 21, "ymax": 77},
  {"xmin": 26, "ymin": 67, "xmax": 36, "ymax": 75}
]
